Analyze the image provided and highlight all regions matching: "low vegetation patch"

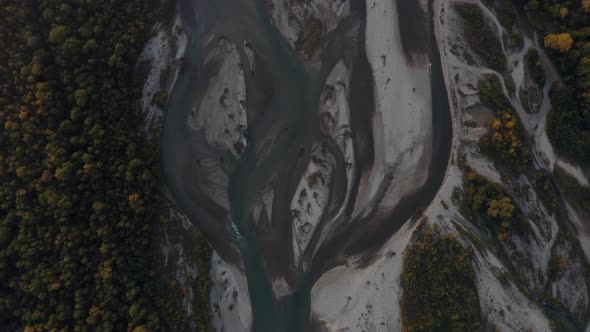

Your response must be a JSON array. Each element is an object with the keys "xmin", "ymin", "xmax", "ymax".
[
  {"xmin": 547, "ymin": 83, "xmax": 590, "ymax": 165},
  {"xmin": 453, "ymin": 2, "xmax": 507, "ymax": 72},
  {"xmin": 401, "ymin": 225, "xmax": 482, "ymax": 332},
  {"xmin": 534, "ymin": 170, "xmax": 558, "ymax": 212},
  {"xmin": 152, "ymin": 90, "xmax": 169, "ymax": 109},
  {"xmin": 478, "ymin": 75, "xmax": 512, "ymax": 110},
  {"xmin": 524, "ymin": 48, "xmax": 546, "ymax": 87},
  {"xmin": 297, "ymin": 16, "xmax": 323, "ymax": 57},
  {"xmin": 493, "ymin": 0, "xmax": 518, "ymax": 31},
  {"xmin": 153, "ymin": 217, "xmax": 212, "ymax": 331},
  {"xmin": 510, "ymin": 30, "xmax": 524, "ymax": 49}
]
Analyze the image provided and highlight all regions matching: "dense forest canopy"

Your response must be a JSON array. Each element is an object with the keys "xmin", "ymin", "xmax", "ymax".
[
  {"xmin": 0, "ymin": 0, "xmax": 177, "ymax": 330},
  {"xmin": 401, "ymin": 225, "xmax": 482, "ymax": 332},
  {"xmin": 524, "ymin": 0, "xmax": 590, "ymax": 165}
]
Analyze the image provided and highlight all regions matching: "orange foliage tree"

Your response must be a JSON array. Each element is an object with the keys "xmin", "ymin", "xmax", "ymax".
[{"xmin": 544, "ymin": 33, "xmax": 574, "ymax": 53}]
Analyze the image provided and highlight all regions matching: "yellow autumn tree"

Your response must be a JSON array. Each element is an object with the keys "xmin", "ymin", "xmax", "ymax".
[
  {"xmin": 559, "ymin": 7, "xmax": 568, "ymax": 19},
  {"xmin": 583, "ymin": 0, "xmax": 590, "ymax": 12},
  {"xmin": 544, "ymin": 33, "xmax": 574, "ymax": 53},
  {"xmin": 487, "ymin": 197, "xmax": 515, "ymax": 220},
  {"xmin": 128, "ymin": 193, "xmax": 140, "ymax": 203},
  {"xmin": 16, "ymin": 166, "xmax": 28, "ymax": 178}
]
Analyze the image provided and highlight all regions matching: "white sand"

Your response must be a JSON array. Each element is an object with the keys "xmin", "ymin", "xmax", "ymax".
[
  {"xmin": 292, "ymin": 60, "xmax": 358, "ymax": 265},
  {"xmin": 321, "ymin": 61, "xmax": 355, "ymax": 209},
  {"xmin": 364, "ymin": 0, "xmax": 432, "ymax": 165},
  {"xmin": 270, "ymin": 0, "xmax": 303, "ymax": 47},
  {"xmin": 139, "ymin": 27, "xmax": 170, "ymax": 129},
  {"xmin": 309, "ymin": 0, "xmax": 439, "ymax": 322},
  {"xmin": 474, "ymin": 250, "xmax": 552, "ymax": 331},
  {"xmin": 272, "ymin": 277, "xmax": 292, "ymax": 298},
  {"xmin": 465, "ymin": 147, "xmax": 502, "ymax": 183},
  {"xmin": 550, "ymin": 239, "xmax": 589, "ymax": 316},
  {"xmin": 244, "ymin": 42, "xmax": 256, "ymax": 73},
  {"xmin": 188, "ymin": 39, "xmax": 248, "ymax": 158},
  {"xmin": 310, "ymin": 220, "xmax": 418, "ymax": 331},
  {"xmin": 210, "ymin": 252, "xmax": 253, "ymax": 332},
  {"xmin": 291, "ymin": 142, "xmax": 334, "ymax": 266},
  {"xmin": 353, "ymin": 0, "xmax": 432, "ymax": 218},
  {"xmin": 262, "ymin": 187, "xmax": 274, "ymax": 224},
  {"xmin": 514, "ymin": 176, "xmax": 560, "ymax": 285},
  {"xmin": 139, "ymin": 11, "xmax": 187, "ymax": 130}
]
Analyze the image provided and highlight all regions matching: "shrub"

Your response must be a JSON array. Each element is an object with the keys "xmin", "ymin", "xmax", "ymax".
[{"xmin": 453, "ymin": 3, "xmax": 507, "ymax": 72}]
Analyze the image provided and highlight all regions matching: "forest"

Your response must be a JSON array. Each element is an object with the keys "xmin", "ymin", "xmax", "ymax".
[
  {"xmin": 401, "ymin": 225, "xmax": 482, "ymax": 332},
  {"xmin": 0, "ymin": 0, "xmax": 185, "ymax": 330},
  {"xmin": 524, "ymin": 0, "xmax": 590, "ymax": 165}
]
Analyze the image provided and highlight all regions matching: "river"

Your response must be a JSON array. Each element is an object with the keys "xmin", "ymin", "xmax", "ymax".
[{"xmin": 160, "ymin": 0, "xmax": 452, "ymax": 330}]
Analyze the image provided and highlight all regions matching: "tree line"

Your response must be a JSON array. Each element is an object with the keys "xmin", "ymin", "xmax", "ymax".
[{"xmin": 0, "ymin": 0, "xmax": 183, "ymax": 330}]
